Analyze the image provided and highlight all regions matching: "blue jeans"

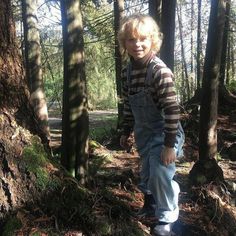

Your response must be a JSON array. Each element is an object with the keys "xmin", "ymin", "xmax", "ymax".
[{"xmin": 129, "ymin": 89, "xmax": 185, "ymax": 223}]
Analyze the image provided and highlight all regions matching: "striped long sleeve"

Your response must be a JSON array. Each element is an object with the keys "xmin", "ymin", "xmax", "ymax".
[{"xmin": 121, "ymin": 58, "xmax": 180, "ymax": 147}]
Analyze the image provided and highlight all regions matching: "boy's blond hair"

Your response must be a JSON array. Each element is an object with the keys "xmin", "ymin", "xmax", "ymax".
[{"xmin": 118, "ymin": 14, "xmax": 163, "ymax": 57}]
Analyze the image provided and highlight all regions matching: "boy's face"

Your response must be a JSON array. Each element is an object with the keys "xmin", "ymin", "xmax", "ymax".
[{"xmin": 125, "ymin": 35, "xmax": 152, "ymax": 60}]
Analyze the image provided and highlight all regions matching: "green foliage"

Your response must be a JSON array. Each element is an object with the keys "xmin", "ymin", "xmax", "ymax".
[
  {"xmin": 84, "ymin": 37, "xmax": 117, "ymax": 110},
  {"xmin": 2, "ymin": 217, "xmax": 22, "ymax": 236},
  {"xmin": 196, "ymin": 174, "xmax": 207, "ymax": 185},
  {"xmin": 226, "ymin": 79, "xmax": 236, "ymax": 94},
  {"xmin": 41, "ymin": 0, "xmax": 117, "ymax": 110},
  {"xmin": 89, "ymin": 114, "xmax": 117, "ymax": 143}
]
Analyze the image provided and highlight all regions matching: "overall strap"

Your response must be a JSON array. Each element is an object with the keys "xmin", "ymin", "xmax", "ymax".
[
  {"xmin": 146, "ymin": 56, "xmax": 166, "ymax": 87},
  {"xmin": 145, "ymin": 61, "xmax": 156, "ymax": 88},
  {"xmin": 126, "ymin": 63, "xmax": 132, "ymax": 93}
]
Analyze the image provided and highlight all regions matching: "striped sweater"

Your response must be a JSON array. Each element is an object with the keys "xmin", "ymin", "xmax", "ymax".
[{"xmin": 121, "ymin": 56, "xmax": 180, "ymax": 148}]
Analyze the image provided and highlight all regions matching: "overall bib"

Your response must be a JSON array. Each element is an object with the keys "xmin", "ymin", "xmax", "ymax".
[{"xmin": 127, "ymin": 61, "xmax": 185, "ymax": 223}]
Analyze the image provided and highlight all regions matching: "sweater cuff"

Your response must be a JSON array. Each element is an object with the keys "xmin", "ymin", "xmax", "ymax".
[
  {"xmin": 164, "ymin": 133, "xmax": 176, "ymax": 148},
  {"xmin": 122, "ymin": 126, "xmax": 133, "ymax": 136}
]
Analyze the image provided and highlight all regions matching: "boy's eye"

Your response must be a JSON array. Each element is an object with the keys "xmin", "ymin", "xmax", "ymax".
[
  {"xmin": 127, "ymin": 37, "xmax": 147, "ymax": 42},
  {"xmin": 128, "ymin": 38, "xmax": 135, "ymax": 42},
  {"xmin": 140, "ymin": 36, "xmax": 148, "ymax": 41}
]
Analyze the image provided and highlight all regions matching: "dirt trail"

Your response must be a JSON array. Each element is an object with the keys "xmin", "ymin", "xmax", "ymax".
[{"xmin": 48, "ymin": 110, "xmax": 117, "ymax": 148}]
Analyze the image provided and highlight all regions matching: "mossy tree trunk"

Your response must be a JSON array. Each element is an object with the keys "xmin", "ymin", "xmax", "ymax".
[
  {"xmin": 189, "ymin": 0, "xmax": 227, "ymax": 186},
  {"xmin": 0, "ymin": 0, "xmax": 49, "ymax": 221},
  {"xmin": 60, "ymin": 0, "xmax": 89, "ymax": 184}
]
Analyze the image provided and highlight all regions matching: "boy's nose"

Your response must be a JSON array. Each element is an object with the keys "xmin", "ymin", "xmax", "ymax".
[{"xmin": 134, "ymin": 39, "xmax": 142, "ymax": 46}]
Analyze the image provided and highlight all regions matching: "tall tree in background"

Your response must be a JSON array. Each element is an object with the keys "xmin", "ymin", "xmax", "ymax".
[
  {"xmin": 177, "ymin": 2, "xmax": 190, "ymax": 100},
  {"xmin": 218, "ymin": 0, "xmax": 236, "ymax": 106},
  {"xmin": 196, "ymin": 0, "xmax": 202, "ymax": 89},
  {"xmin": 160, "ymin": 0, "xmax": 176, "ymax": 71},
  {"xmin": 60, "ymin": 0, "xmax": 89, "ymax": 184},
  {"xmin": 190, "ymin": 0, "xmax": 227, "ymax": 185},
  {"xmin": 149, "ymin": 0, "xmax": 161, "ymax": 25},
  {"xmin": 219, "ymin": 0, "xmax": 230, "ymax": 86},
  {"xmin": 22, "ymin": 0, "xmax": 50, "ymax": 144},
  {"xmin": 114, "ymin": 0, "xmax": 124, "ymax": 129}
]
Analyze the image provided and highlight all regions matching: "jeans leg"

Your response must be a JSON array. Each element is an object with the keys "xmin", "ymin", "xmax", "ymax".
[
  {"xmin": 148, "ymin": 151, "xmax": 180, "ymax": 223},
  {"xmin": 138, "ymin": 154, "xmax": 152, "ymax": 194}
]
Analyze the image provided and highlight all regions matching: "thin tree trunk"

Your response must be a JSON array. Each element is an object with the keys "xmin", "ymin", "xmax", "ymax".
[
  {"xmin": 149, "ymin": 0, "xmax": 162, "ymax": 25},
  {"xmin": 60, "ymin": 0, "xmax": 89, "ymax": 184},
  {"xmin": 219, "ymin": 0, "xmax": 231, "ymax": 85},
  {"xmin": 199, "ymin": 0, "xmax": 226, "ymax": 160},
  {"xmin": 226, "ymin": 36, "xmax": 230, "ymax": 85},
  {"xmin": 190, "ymin": 0, "xmax": 195, "ymax": 95},
  {"xmin": 190, "ymin": 0, "xmax": 194, "ymax": 75},
  {"xmin": 22, "ymin": 0, "xmax": 50, "ymax": 143},
  {"xmin": 177, "ymin": 3, "xmax": 190, "ymax": 100},
  {"xmin": 231, "ymin": 39, "xmax": 235, "ymax": 76},
  {"xmin": 160, "ymin": 0, "xmax": 176, "ymax": 71},
  {"xmin": 197, "ymin": 0, "xmax": 202, "ymax": 89},
  {"xmin": 190, "ymin": 0, "xmax": 227, "ymax": 186},
  {"xmin": 114, "ymin": 0, "xmax": 124, "ymax": 129}
]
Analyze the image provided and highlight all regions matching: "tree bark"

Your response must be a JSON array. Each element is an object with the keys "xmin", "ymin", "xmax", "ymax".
[
  {"xmin": 197, "ymin": 0, "xmax": 202, "ymax": 89},
  {"xmin": 219, "ymin": 0, "xmax": 230, "ymax": 85},
  {"xmin": 0, "ymin": 0, "xmax": 49, "ymax": 220},
  {"xmin": 177, "ymin": 2, "xmax": 190, "ymax": 100},
  {"xmin": 149, "ymin": 0, "xmax": 162, "ymax": 25},
  {"xmin": 190, "ymin": 0, "xmax": 227, "ymax": 186},
  {"xmin": 22, "ymin": 0, "xmax": 50, "ymax": 144},
  {"xmin": 199, "ymin": 0, "xmax": 226, "ymax": 160},
  {"xmin": 160, "ymin": 0, "xmax": 176, "ymax": 71},
  {"xmin": 114, "ymin": 0, "xmax": 124, "ymax": 129},
  {"xmin": 60, "ymin": 0, "xmax": 89, "ymax": 185}
]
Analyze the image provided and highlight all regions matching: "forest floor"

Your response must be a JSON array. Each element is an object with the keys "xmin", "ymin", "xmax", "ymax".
[{"xmin": 46, "ymin": 108, "xmax": 236, "ymax": 236}]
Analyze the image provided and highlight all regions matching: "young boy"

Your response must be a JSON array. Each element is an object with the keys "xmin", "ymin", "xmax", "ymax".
[{"xmin": 118, "ymin": 14, "xmax": 184, "ymax": 236}]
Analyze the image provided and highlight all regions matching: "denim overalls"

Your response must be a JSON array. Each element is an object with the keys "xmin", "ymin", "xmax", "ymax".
[{"xmin": 127, "ymin": 58, "xmax": 185, "ymax": 223}]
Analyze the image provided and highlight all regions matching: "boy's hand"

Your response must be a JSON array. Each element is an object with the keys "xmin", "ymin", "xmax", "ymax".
[
  {"xmin": 120, "ymin": 134, "xmax": 133, "ymax": 151},
  {"xmin": 161, "ymin": 146, "xmax": 176, "ymax": 166}
]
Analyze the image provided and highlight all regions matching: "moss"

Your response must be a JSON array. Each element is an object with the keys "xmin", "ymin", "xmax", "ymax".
[
  {"xmin": 2, "ymin": 216, "xmax": 22, "ymax": 236},
  {"xmin": 22, "ymin": 136, "xmax": 51, "ymax": 190},
  {"xmin": 96, "ymin": 220, "xmax": 112, "ymax": 235},
  {"xmin": 196, "ymin": 174, "xmax": 207, "ymax": 185}
]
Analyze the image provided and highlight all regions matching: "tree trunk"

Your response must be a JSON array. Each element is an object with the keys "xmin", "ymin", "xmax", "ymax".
[
  {"xmin": 190, "ymin": 0, "xmax": 194, "ymax": 75},
  {"xmin": 149, "ymin": 0, "xmax": 162, "ymax": 25},
  {"xmin": 60, "ymin": 0, "xmax": 89, "ymax": 185},
  {"xmin": 160, "ymin": 0, "xmax": 176, "ymax": 71},
  {"xmin": 0, "ymin": 0, "xmax": 49, "ymax": 220},
  {"xmin": 197, "ymin": 0, "xmax": 202, "ymax": 89},
  {"xmin": 219, "ymin": 0, "xmax": 230, "ymax": 85},
  {"xmin": 226, "ymin": 36, "xmax": 230, "ymax": 85},
  {"xmin": 177, "ymin": 2, "xmax": 190, "ymax": 100},
  {"xmin": 22, "ymin": 0, "xmax": 50, "ymax": 144},
  {"xmin": 190, "ymin": 0, "xmax": 195, "ymax": 95},
  {"xmin": 190, "ymin": 0, "xmax": 227, "ymax": 186},
  {"xmin": 114, "ymin": 0, "xmax": 124, "ymax": 130}
]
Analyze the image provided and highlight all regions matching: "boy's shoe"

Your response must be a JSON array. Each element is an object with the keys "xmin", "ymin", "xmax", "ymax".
[
  {"xmin": 152, "ymin": 222, "xmax": 174, "ymax": 236},
  {"xmin": 136, "ymin": 193, "xmax": 156, "ymax": 218}
]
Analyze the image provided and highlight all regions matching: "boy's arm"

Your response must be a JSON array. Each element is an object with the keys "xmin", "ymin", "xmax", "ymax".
[{"xmin": 154, "ymin": 67, "xmax": 180, "ymax": 148}]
